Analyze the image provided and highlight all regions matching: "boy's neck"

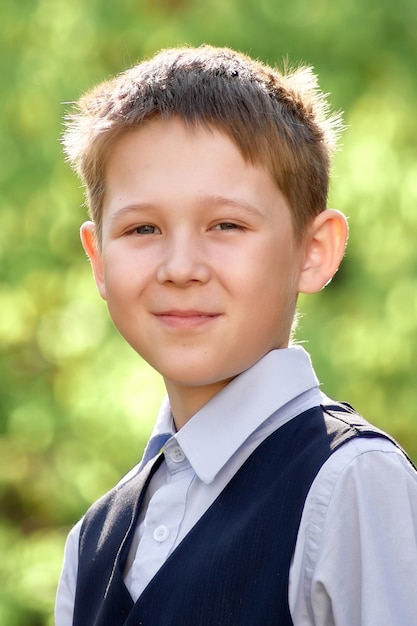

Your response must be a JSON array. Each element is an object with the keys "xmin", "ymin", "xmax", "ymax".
[{"xmin": 164, "ymin": 377, "xmax": 235, "ymax": 430}]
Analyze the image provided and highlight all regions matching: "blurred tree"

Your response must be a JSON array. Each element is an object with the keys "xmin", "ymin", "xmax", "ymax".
[{"xmin": 1, "ymin": 0, "xmax": 416, "ymax": 622}]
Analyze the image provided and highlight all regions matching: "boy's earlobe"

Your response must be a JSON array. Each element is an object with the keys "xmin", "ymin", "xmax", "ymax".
[
  {"xmin": 80, "ymin": 221, "xmax": 107, "ymax": 300},
  {"xmin": 298, "ymin": 209, "xmax": 348, "ymax": 294}
]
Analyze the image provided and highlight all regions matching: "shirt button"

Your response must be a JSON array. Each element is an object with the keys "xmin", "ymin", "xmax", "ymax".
[
  {"xmin": 169, "ymin": 445, "xmax": 185, "ymax": 463},
  {"xmin": 153, "ymin": 525, "xmax": 169, "ymax": 543}
]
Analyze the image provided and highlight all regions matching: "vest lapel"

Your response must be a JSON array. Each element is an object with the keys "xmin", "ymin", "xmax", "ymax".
[
  {"xmin": 74, "ymin": 453, "xmax": 164, "ymax": 626},
  {"xmin": 109, "ymin": 454, "xmax": 165, "ymax": 581}
]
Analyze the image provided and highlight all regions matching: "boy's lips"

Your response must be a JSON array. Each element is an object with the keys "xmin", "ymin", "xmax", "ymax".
[{"xmin": 153, "ymin": 310, "xmax": 221, "ymax": 329}]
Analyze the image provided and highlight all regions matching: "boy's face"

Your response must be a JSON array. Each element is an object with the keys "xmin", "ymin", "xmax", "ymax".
[{"xmin": 84, "ymin": 117, "xmax": 307, "ymax": 416}]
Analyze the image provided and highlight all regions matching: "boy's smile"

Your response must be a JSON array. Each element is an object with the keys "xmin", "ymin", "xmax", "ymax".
[
  {"xmin": 153, "ymin": 310, "xmax": 221, "ymax": 329},
  {"xmin": 82, "ymin": 117, "xmax": 307, "ymax": 425}
]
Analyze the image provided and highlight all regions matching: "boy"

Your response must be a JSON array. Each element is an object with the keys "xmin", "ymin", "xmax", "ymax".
[{"xmin": 56, "ymin": 46, "xmax": 417, "ymax": 625}]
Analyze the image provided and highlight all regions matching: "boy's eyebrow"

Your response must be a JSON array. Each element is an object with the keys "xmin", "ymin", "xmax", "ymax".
[
  {"xmin": 108, "ymin": 203, "xmax": 156, "ymax": 224},
  {"xmin": 199, "ymin": 194, "xmax": 264, "ymax": 218},
  {"xmin": 108, "ymin": 195, "xmax": 264, "ymax": 223}
]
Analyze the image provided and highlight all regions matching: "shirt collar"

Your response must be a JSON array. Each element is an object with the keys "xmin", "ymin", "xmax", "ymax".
[
  {"xmin": 177, "ymin": 346, "xmax": 319, "ymax": 483},
  {"xmin": 139, "ymin": 395, "xmax": 175, "ymax": 469}
]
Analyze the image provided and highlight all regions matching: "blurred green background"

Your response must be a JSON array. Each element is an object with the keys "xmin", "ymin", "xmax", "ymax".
[{"xmin": 1, "ymin": 0, "xmax": 416, "ymax": 623}]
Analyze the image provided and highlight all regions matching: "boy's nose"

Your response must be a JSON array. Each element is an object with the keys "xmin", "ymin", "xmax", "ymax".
[{"xmin": 156, "ymin": 235, "xmax": 211, "ymax": 286}]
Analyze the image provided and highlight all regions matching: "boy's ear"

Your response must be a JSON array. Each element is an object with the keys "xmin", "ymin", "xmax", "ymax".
[
  {"xmin": 80, "ymin": 221, "xmax": 107, "ymax": 300},
  {"xmin": 298, "ymin": 209, "xmax": 348, "ymax": 294}
]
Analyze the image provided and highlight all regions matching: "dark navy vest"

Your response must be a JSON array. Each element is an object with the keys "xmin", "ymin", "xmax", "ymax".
[{"xmin": 72, "ymin": 403, "xmax": 402, "ymax": 626}]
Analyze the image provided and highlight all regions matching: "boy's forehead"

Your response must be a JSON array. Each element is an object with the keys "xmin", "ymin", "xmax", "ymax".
[
  {"xmin": 102, "ymin": 117, "xmax": 291, "ymax": 224},
  {"xmin": 106, "ymin": 116, "xmax": 272, "ymax": 179},
  {"xmin": 105, "ymin": 117, "xmax": 273, "ymax": 185}
]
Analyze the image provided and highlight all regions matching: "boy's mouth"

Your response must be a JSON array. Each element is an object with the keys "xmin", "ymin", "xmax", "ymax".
[{"xmin": 153, "ymin": 310, "xmax": 221, "ymax": 329}]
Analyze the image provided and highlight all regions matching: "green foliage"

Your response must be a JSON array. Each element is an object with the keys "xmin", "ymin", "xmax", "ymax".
[{"xmin": 1, "ymin": 0, "xmax": 416, "ymax": 622}]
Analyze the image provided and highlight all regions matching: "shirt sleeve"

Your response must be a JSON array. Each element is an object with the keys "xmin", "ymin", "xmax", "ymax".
[
  {"xmin": 289, "ymin": 437, "xmax": 417, "ymax": 626},
  {"xmin": 55, "ymin": 519, "xmax": 82, "ymax": 626}
]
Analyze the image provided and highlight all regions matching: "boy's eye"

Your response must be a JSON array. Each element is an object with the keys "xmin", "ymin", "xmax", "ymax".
[
  {"xmin": 134, "ymin": 224, "xmax": 161, "ymax": 235},
  {"xmin": 212, "ymin": 222, "xmax": 239, "ymax": 231}
]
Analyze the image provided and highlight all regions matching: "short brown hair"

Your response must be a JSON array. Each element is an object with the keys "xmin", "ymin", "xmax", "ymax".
[{"xmin": 63, "ymin": 45, "xmax": 342, "ymax": 242}]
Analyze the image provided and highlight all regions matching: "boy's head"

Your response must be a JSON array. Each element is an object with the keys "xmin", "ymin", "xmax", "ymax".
[
  {"xmin": 64, "ymin": 46, "xmax": 348, "ymax": 423},
  {"xmin": 63, "ymin": 45, "xmax": 342, "ymax": 243}
]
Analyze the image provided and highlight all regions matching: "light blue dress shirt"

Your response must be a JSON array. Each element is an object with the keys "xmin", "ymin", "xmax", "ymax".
[{"xmin": 55, "ymin": 346, "xmax": 417, "ymax": 625}]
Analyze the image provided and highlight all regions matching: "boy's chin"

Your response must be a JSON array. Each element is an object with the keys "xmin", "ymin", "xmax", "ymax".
[{"xmin": 161, "ymin": 371, "xmax": 236, "ymax": 390}]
